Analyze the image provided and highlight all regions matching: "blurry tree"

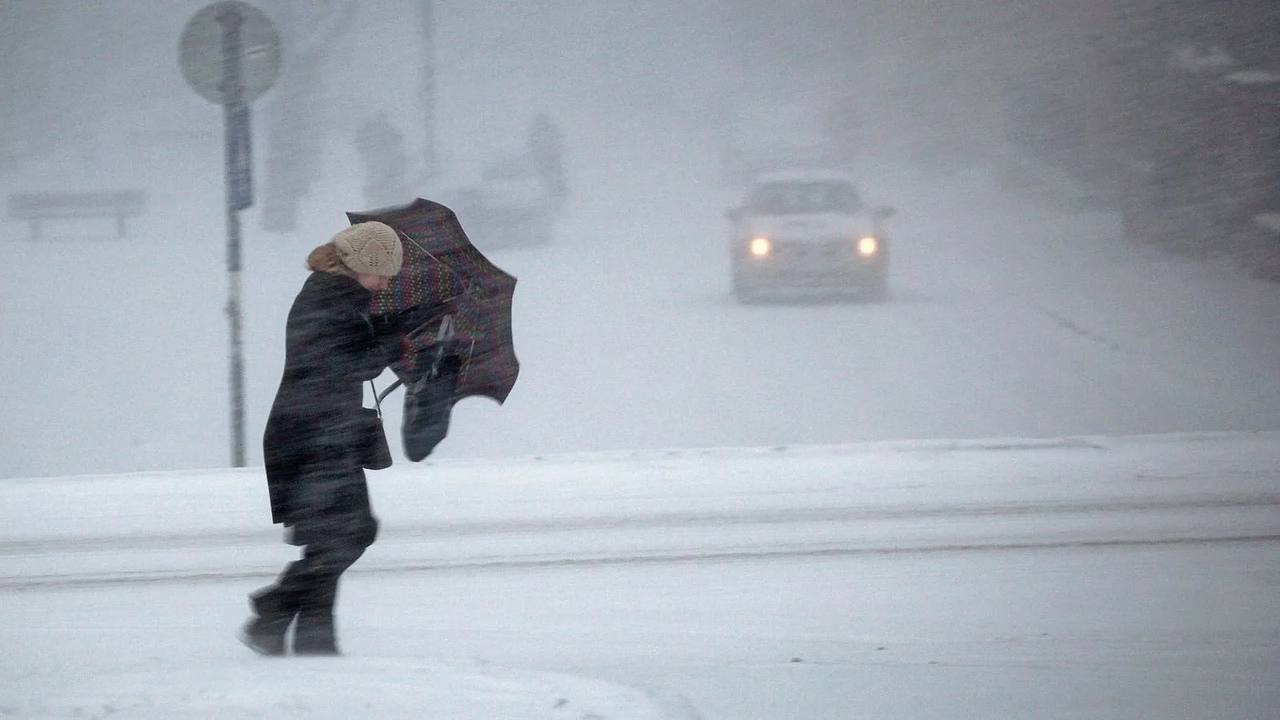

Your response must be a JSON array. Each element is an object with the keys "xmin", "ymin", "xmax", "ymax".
[
  {"xmin": 1087, "ymin": 0, "xmax": 1280, "ymax": 271},
  {"xmin": 0, "ymin": 3, "xmax": 96, "ymax": 171},
  {"xmin": 979, "ymin": 0, "xmax": 1278, "ymax": 276}
]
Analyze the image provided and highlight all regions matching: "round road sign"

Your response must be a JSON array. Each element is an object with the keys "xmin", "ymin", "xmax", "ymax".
[{"xmin": 179, "ymin": 1, "xmax": 281, "ymax": 105}]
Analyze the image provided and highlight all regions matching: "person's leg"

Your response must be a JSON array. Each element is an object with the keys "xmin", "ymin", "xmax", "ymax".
[
  {"xmin": 241, "ymin": 512, "xmax": 334, "ymax": 655},
  {"xmin": 243, "ymin": 534, "xmax": 323, "ymax": 656},
  {"xmin": 292, "ymin": 477, "xmax": 379, "ymax": 655},
  {"xmin": 291, "ymin": 534, "xmax": 364, "ymax": 654},
  {"xmin": 242, "ymin": 453, "xmax": 355, "ymax": 656},
  {"xmin": 243, "ymin": 437, "xmax": 309, "ymax": 655}
]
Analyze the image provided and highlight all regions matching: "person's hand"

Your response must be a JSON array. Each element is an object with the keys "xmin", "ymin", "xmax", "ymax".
[{"xmin": 408, "ymin": 314, "xmax": 455, "ymax": 346}]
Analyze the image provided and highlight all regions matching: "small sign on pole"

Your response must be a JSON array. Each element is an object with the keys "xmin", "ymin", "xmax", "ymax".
[
  {"xmin": 179, "ymin": 1, "xmax": 280, "ymax": 468},
  {"xmin": 227, "ymin": 104, "xmax": 254, "ymax": 210}
]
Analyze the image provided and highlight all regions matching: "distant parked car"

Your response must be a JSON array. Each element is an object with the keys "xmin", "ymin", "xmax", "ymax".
[
  {"xmin": 456, "ymin": 154, "xmax": 554, "ymax": 249},
  {"xmin": 728, "ymin": 170, "xmax": 894, "ymax": 302}
]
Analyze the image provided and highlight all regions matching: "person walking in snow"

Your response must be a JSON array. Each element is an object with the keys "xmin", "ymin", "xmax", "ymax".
[{"xmin": 242, "ymin": 221, "xmax": 404, "ymax": 656}]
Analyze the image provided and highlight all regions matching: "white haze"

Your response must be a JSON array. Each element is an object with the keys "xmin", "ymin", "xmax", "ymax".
[{"xmin": 2, "ymin": 1, "xmax": 1280, "ymax": 479}]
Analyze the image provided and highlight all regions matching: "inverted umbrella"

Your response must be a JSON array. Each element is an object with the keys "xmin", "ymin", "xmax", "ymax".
[{"xmin": 346, "ymin": 199, "xmax": 519, "ymax": 456}]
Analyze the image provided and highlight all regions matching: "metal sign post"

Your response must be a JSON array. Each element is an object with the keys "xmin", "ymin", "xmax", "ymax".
[{"xmin": 180, "ymin": 1, "xmax": 280, "ymax": 467}]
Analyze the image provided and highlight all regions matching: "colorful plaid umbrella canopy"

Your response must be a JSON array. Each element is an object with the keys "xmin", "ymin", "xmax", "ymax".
[{"xmin": 347, "ymin": 198, "xmax": 519, "ymax": 405}]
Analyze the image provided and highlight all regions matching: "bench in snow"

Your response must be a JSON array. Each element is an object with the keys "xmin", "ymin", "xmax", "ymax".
[{"xmin": 8, "ymin": 190, "xmax": 147, "ymax": 240}]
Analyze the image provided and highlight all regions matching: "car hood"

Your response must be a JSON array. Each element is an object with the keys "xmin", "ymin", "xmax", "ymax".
[{"xmin": 745, "ymin": 212, "xmax": 878, "ymax": 240}]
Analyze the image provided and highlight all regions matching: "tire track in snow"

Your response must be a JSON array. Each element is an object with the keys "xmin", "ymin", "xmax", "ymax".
[{"xmin": 1033, "ymin": 304, "xmax": 1124, "ymax": 352}]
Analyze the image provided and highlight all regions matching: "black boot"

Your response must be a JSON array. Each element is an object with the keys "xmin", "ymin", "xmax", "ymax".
[
  {"xmin": 239, "ymin": 586, "xmax": 298, "ymax": 656},
  {"xmin": 293, "ymin": 580, "xmax": 340, "ymax": 655},
  {"xmin": 293, "ymin": 606, "xmax": 339, "ymax": 655}
]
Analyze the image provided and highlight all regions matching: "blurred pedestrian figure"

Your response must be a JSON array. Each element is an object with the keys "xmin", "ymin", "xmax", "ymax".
[
  {"xmin": 355, "ymin": 112, "xmax": 410, "ymax": 209},
  {"xmin": 241, "ymin": 221, "xmax": 404, "ymax": 656},
  {"xmin": 526, "ymin": 113, "xmax": 567, "ymax": 212}
]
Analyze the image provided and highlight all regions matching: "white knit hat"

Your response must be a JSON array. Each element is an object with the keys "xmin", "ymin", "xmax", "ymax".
[{"xmin": 331, "ymin": 221, "xmax": 403, "ymax": 277}]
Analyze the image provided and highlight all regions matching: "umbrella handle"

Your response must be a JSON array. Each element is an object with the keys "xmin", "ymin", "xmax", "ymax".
[{"xmin": 377, "ymin": 378, "xmax": 404, "ymax": 404}]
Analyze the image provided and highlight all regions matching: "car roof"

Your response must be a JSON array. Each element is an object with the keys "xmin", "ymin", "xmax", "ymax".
[{"xmin": 753, "ymin": 168, "xmax": 856, "ymax": 185}]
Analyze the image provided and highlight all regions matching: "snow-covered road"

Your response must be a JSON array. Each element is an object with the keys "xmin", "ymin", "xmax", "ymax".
[
  {"xmin": 2, "ymin": 432, "xmax": 1277, "ymax": 717},
  {"xmin": 3, "ymin": 431, "xmax": 1277, "ymax": 586}
]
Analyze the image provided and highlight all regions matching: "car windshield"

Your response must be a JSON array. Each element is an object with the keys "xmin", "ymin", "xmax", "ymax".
[{"xmin": 747, "ymin": 181, "xmax": 864, "ymax": 214}]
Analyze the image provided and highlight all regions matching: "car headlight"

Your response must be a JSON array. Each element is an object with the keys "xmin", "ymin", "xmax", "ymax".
[
  {"xmin": 857, "ymin": 236, "xmax": 879, "ymax": 257},
  {"xmin": 749, "ymin": 236, "xmax": 772, "ymax": 257}
]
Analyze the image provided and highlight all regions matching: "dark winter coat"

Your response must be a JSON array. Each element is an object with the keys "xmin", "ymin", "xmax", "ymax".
[{"xmin": 263, "ymin": 271, "xmax": 401, "ymax": 524}]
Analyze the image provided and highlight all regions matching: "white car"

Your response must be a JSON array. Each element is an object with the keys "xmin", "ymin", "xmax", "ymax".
[
  {"xmin": 446, "ymin": 155, "xmax": 554, "ymax": 250},
  {"xmin": 728, "ymin": 170, "xmax": 894, "ymax": 302}
]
